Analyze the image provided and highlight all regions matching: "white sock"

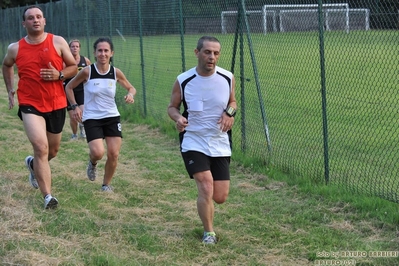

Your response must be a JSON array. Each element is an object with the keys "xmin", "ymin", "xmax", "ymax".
[{"xmin": 44, "ymin": 194, "xmax": 52, "ymax": 200}]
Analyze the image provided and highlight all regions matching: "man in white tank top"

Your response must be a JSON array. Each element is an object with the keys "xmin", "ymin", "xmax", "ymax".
[{"xmin": 168, "ymin": 36, "xmax": 237, "ymax": 244}]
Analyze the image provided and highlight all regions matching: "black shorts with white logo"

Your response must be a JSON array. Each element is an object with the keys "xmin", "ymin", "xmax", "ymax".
[
  {"xmin": 83, "ymin": 116, "xmax": 122, "ymax": 143},
  {"xmin": 181, "ymin": 151, "xmax": 230, "ymax": 180},
  {"xmin": 18, "ymin": 105, "xmax": 66, "ymax": 134}
]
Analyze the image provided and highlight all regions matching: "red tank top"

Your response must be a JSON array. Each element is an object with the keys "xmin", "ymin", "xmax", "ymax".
[{"xmin": 16, "ymin": 33, "xmax": 66, "ymax": 112}]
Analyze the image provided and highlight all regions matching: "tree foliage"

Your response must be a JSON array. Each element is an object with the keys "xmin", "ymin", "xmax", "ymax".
[
  {"xmin": 1, "ymin": 0, "xmax": 60, "ymax": 9},
  {"xmin": 2, "ymin": 0, "xmax": 398, "ymax": 28}
]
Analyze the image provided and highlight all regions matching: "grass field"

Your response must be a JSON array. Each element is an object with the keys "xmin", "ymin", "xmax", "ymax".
[
  {"xmin": 1, "ymin": 68, "xmax": 399, "ymax": 265},
  {"xmin": 102, "ymin": 30, "xmax": 399, "ymax": 202}
]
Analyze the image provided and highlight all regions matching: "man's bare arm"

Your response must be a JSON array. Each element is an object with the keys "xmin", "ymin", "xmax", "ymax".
[
  {"xmin": 54, "ymin": 35, "xmax": 77, "ymax": 79},
  {"xmin": 168, "ymin": 80, "xmax": 188, "ymax": 132},
  {"xmin": 2, "ymin": 42, "xmax": 18, "ymax": 109}
]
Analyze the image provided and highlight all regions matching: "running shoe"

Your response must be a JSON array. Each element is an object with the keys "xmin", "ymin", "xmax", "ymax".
[
  {"xmin": 24, "ymin": 155, "xmax": 38, "ymax": 189},
  {"xmin": 202, "ymin": 232, "xmax": 217, "ymax": 244},
  {"xmin": 79, "ymin": 123, "xmax": 86, "ymax": 138},
  {"xmin": 87, "ymin": 160, "xmax": 97, "ymax": 181},
  {"xmin": 101, "ymin": 185, "xmax": 113, "ymax": 192},
  {"xmin": 44, "ymin": 195, "xmax": 58, "ymax": 209}
]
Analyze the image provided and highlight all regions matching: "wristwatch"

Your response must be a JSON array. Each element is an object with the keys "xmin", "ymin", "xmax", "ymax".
[
  {"xmin": 70, "ymin": 104, "xmax": 79, "ymax": 110},
  {"xmin": 59, "ymin": 71, "xmax": 65, "ymax": 80},
  {"xmin": 225, "ymin": 106, "xmax": 236, "ymax": 117}
]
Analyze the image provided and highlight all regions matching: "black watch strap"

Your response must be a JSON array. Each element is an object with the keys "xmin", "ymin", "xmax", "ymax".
[{"xmin": 70, "ymin": 104, "xmax": 79, "ymax": 110}]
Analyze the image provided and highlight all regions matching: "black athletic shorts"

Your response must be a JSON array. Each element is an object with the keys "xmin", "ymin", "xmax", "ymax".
[
  {"xmin": 66, "ymin": 89, "xmax": 84, "ymax": 111},
  {"xmin": 84, "ymin": 116, "xmax": 122, "ymax": 143},
  {"xmin": 18, "ymin": 105, "xmax": 66, "ymax": 134},
  {"xmin": 181, "ymin": 151, "xmax": 230, "ymax": 181}
]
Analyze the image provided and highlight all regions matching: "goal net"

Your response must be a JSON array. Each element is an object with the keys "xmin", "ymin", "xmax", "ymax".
[
  {"xmin": 348, "ymin": 8, "xmax": 370, "ymax": 30},
  {"xmin": 262, "ymin": 4, "xmax": 349, "ymax": 33},
  {"xmin": 221, "ymin": 10, "xmax": 277, "ymax": 34}
]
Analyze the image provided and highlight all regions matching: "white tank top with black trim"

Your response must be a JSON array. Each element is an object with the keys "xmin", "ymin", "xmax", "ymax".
[
  {"xmin": 82, "ymin": 64, "xmax": 119, "ymax": 121},
  {"xmin": 178, "ymin": 66, "xmax": 233, "ymax": 157}
]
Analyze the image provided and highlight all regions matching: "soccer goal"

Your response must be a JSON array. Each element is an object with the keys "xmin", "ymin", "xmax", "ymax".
[
  {"xmin": 221, "ymin": 10, "xmax": 277, "ymax": 34},
  {"xmin": 262, "ymin": 3, "xmax": 350, "ymax": 33}
]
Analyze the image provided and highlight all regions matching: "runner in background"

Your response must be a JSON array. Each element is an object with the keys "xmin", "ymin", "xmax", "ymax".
[{"xmin": 63, "ymin": 39, "xmax": 91, "ymax": 140}]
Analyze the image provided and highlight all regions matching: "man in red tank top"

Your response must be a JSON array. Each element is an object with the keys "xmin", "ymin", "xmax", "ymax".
[{"xmin": 2, "ymin": 5, "xmax": 77, "ymax": 209}]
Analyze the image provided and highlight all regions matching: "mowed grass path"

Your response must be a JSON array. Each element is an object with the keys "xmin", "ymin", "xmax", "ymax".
[{"xmin": 0, "ymin": 75, "xmax": 399, "ymax": 265}]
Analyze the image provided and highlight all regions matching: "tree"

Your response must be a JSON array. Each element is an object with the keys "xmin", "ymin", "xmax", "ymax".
[{"xmin": 1, "ymin": 0, "xmax": 60, "ymax": 9}]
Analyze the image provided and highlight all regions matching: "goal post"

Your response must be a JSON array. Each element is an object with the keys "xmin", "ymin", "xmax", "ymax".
[
  {"xmin": 262, "ymin": 3, "xmax": 350, "ymax": 34},
  {"xmin": 220, "ymin": 4, "xmax": 369, "ymax": 34}
]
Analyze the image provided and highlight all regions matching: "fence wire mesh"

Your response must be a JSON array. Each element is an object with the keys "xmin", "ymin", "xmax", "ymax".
[{"xmin": 1, "ymin": 0, "xmax": 398, "ymax": 202}]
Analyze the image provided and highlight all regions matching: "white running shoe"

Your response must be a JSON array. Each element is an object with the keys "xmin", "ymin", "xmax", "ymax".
[
  {"xmin": 79, "ymin": 123, "xmax": 86, "ymax": 138},
  {"xmin": 71, "ymin": 134, "xmax": 78, "ymax": 140},
  {"xmin": 24, "ymin": 156, "xmax": 38, "ymax": 189},
  {"xmin": 202, "ymin": 232, "xmax": 217, "ymax": 244},
  {"xmin": 101, "ymin": 185, "xmax": 113, "ymax": 192},
  {"xmin": 44, "ymin": 195, "xmax": 58, "ymax": 209}
]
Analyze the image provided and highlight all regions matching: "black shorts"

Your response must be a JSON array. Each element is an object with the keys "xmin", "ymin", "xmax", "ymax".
[
  {"xmin": 18, "ymin": 105, "xmax": 66, "ymax": 134},
  {"xmin": 84, "ymin": 116, "xmax": 122, "ymax": 143},
  {"xmin": 66, "ymin": 89, "xmax": 84, "ymax": 111},
  {"xmin": 181, "ymin": 151, "xmax": 230, "ymax": 181}
]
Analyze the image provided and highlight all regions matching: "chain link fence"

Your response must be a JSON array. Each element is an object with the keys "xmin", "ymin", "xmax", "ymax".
[{"xmin": 1, "ymin": 0, "xmax": 398, "ymax": 202}]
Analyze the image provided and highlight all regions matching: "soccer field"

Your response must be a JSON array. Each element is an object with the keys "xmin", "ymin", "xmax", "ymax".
[{"xmin": 109, "ymin": 30, "xmax": 399, "ymax": 201}]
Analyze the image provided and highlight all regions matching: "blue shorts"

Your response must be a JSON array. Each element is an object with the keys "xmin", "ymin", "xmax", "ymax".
[{"xmin": 181, "ymin": 151, "xmax": 230, "ymax": 181}]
